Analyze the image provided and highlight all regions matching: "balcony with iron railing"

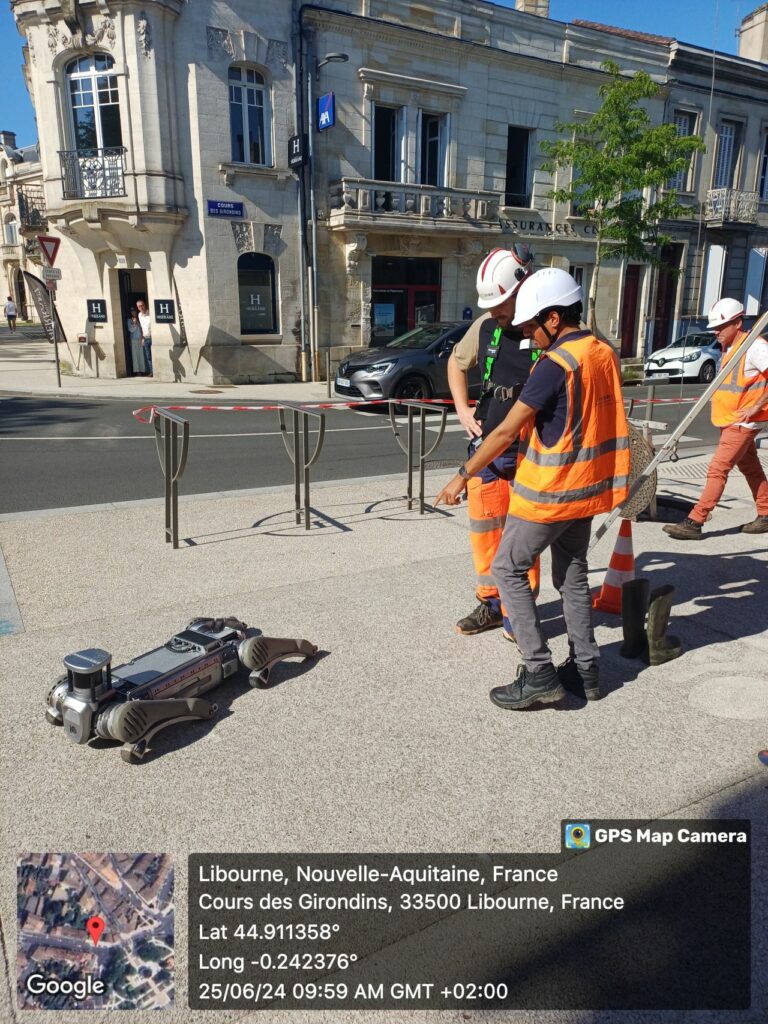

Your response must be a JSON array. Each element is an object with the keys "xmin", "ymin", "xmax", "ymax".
[
  {"xmin": 328, "ymin": 179, "xmax": 501, "ymax": 232},
  {"xmin": 17, "ymin": 185, "xmax": 47, "ymax": 232},
  {"xmin": 705, "ymin": 188, "xmax": 759, "ymax": 225},
  {"xmin": 58, "ymin": 147, "xmax": 127, "ymax": 201}
]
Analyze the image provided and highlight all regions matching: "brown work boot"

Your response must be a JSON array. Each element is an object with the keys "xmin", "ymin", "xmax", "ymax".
[
  {"xmin": 663, "ymin": 517, "xmax": 703, "ymax": 540},
  {"xmin": 455, "ymin": 600, "xmax": 503, "ymax": 635},
  {"xmin": 741, "ymin": 515, "xmax": 768, "ymax": 534}
]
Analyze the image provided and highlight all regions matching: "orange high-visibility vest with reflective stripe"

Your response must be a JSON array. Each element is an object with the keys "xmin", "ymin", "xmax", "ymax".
[
  {"xmin": 509, "ymin": 333, "xmax": 630, "ymax": 522},
  {"xmin": 710, "ymin": 336, "xmax": 768, "ymax": 427}
]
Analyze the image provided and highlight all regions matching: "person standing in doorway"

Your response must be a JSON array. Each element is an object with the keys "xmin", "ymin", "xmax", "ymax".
[
  {"xmin": 4, "ymin": 296, "xmax": 17, "ymax": 332},
  {"xmin": 126, "ymin": 307, "xmax": 146, "ymax": 375},
  {"xmin": 136, "ymin": 298, "xmax": 153, "ymax": 376}
]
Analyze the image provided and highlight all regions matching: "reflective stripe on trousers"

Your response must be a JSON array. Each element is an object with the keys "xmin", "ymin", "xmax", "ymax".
[{"xmin": 467, "ymin": 466, "xmax": 541, "ymax": 605}]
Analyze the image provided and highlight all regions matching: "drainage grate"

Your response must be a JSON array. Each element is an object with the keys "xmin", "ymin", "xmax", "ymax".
[
  {"xmin": 661, "ymin": 453, "xmax": 768, "ymax": 480},
  {"xmin": 190, "ymin": 389, "xmax": 223, "ymax": 394}
]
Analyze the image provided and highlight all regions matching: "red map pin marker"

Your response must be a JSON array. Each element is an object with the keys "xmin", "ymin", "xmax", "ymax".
[{"xmin": 86, "ymin": 916, "xmax": 105, "ymax": 946}]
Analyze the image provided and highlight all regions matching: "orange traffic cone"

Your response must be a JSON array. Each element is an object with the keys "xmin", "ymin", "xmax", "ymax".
[{"xmin": 592, "ymin": 519, "xmax": 635, "ymax": 615}]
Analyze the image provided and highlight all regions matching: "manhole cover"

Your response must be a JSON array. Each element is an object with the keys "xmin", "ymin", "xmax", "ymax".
[
  {"xmin": 688, "ymin": 676, "xmax": 768, "ymax": 720},
  {"xmin": 191, "ymin": 389, "xmax": 223, "ymax": 394}
]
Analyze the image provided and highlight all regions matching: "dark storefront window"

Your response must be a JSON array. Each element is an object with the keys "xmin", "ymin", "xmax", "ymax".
[{"xmin": 238, "ymin": 252, "xmax": 278, "ymax": 335}]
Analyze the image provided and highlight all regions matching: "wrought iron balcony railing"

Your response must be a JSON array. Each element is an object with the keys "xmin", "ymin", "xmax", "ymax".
[
  {"xmin": 705, "ymin": 188, "xmax": 759, "ymax": 225},
  {"xmin": 58, "ymin": 147, "xmax": 127, "ymax": 200},
  {"xmin": 17, "ymin": 185, "xmax": 48, "ymax": 231},
  {"xmin": 328, "ymin": 178, "xmax": 501, "ymax": 227}
]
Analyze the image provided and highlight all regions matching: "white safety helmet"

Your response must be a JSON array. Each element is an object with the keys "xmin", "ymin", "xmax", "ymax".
[
  {"xmin": 706, "ymin": 297, "xmax": 744, "ymax": 330},
  {"xmin": 512, "ymin": 267, "xmax": 583, "ymax": 326},
  {"xmin": 476, "ymin": 244, "xmax": 534, "ymax": 309}
]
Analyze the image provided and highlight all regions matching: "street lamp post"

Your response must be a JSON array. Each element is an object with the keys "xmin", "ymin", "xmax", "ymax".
[{"xmin": 306, "ymin": 50, "xmax": 348, "ymax": 380}]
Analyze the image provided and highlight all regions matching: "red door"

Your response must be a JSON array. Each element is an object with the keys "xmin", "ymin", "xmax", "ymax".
[{"xmin": 620, "ymin": 265, "xmax": 641, "ymax": 358}]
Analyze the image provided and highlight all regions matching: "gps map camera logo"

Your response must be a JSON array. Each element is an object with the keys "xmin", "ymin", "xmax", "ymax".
[{"xmin": 565, "ymin": 823, "xmax": 591, "ymax": 849}]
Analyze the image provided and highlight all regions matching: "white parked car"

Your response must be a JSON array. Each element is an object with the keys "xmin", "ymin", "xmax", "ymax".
[{"xmin": 644, "ymin": 331, "xmax": 722, "ymax": 383}]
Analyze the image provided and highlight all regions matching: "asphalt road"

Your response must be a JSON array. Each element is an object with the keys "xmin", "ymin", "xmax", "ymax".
[{"xmin": 0, "ymin": 384, "xmax": 718, "ymax": 514}]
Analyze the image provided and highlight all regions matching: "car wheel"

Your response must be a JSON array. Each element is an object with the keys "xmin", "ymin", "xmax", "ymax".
[
  {"xmin": 698, "ymin": 361, "xmax": 716, "ymax": 384},
  {"xmin": 392, "ymin": 376, "xmax": 432, "ymax": 412}
]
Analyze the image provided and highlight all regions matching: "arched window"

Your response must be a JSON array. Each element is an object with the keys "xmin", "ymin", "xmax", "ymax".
[
  {"xmin": 228, "ymin": 66, "xmax": 272, "ymax": 166},
  {"xmin": 66, "ymin": 53, "xmax": 123, "ymax": 152},
  {"xmin": 238, "ymin": 253, "xmax": 278, "ymax": 335},
  {"xmin": 4, "ymin": 213, "xmax": 18, "ymax": 245}
]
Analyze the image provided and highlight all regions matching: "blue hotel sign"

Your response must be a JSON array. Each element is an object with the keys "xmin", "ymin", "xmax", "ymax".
[
  {"xmin": 317, "ymin": 92, "xmax": 335, "ymax": 131},
  {"xmin": 207, "ymin": 200, "xmax": 244, "ymax": 218}
]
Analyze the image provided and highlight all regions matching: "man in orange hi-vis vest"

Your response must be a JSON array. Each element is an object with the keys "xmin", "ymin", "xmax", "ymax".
[
  {"xmin": 436, "ymin": 268, "xmax": 629, "ymax": 710},
  {"xmin": 664, "ymin": 297, "xmax": 768, "ymax": 541}
]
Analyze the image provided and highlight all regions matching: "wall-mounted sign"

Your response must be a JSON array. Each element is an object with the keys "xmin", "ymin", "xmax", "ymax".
[
  {"xmin": 317, "ymin": 92, "xmax": 335, "ymax": 131},
  {"xmin": 87, "ymin": 299, "xmax": 108, "ymax": 323},
  {"xmin": 463, "ymin": 306, "xmax": 473, "ymax": 321},
  {"xmin": 500, "ymin": 217, "xmax": 598, "ymax": 239},
  {"xmin": 288, "ymin": 133, "xmax": 308, "ymax": 169},
  {"xmin": 207, "ymin": 200, "xmax": 244, "ymax": 218},
  {"xmin": 154, "ymin": 299, "xmax": 176, "ymax": 324}
]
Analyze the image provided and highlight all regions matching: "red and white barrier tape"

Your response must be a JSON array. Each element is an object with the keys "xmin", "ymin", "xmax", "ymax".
[{"xmin": 132, "ymin": 397, "xmax": 458, "ymax": 424}]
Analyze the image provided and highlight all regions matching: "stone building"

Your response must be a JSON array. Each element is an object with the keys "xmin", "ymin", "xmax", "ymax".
[
  {"xmin": 8, "ymin": 0, "xmax": 768, "ymax": 382},
  {"xmin": 0, "ymin": 129, "xmax": 45, "ymax": 322}
]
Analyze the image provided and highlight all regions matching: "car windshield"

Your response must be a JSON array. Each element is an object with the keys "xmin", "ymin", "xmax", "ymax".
[
  {"xmin": 667, "ymin": 334, "xmax": 713, "ymax": 348},
  {"xmin": 382, "ymin": 325, "xmax": 453, "ymax": 349}
]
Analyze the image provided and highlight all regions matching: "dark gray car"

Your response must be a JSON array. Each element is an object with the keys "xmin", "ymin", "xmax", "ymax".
[{"xmin": 334, "ymin": 322, "xmax": 481, "ymax": 402}]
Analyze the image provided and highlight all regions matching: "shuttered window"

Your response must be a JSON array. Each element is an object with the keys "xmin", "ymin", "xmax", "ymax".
[{"xmin": 668, "ymin": 111, "xmax": 696, "ymax": 191}]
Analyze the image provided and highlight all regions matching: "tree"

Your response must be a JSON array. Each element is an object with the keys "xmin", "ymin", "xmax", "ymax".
[{"xmin": 540, "ymin": 61, "xmax": 704, "ymax": 335}]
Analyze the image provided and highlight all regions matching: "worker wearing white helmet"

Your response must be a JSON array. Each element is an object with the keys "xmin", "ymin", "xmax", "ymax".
[
  {"xmin": 664, "ymin": 297, "xmax": 768, "ymax": 540},
  {"xmin": 437, "ymin": 267, "xmax": 630, "ymax": 710},
  {"xmin": 447, "ymin": 244, "xmax": 540, "ymax": 638}
]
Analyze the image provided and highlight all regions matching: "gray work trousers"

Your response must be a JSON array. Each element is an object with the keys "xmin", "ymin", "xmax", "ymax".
[{"xmin": 491, "ymin": 514, "xmax": 599, "ymax": 670}]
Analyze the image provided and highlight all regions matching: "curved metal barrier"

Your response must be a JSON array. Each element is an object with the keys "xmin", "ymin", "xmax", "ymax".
[
  {"xmin": 387, "ymin": 400, "xmax": 448, "ymax": 514},
  {"xmin": 151, "ymin": 407, "xmax": 189, "ymax": 549},
  {"xmin": 277, "ymin": 401, "xmax": 327, "ymax": 530}
]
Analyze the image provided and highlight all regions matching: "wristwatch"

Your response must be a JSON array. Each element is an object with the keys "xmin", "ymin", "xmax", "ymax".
[{"xmin": 458, "ymin": 464, "xmax": 472, "ymax": 480}]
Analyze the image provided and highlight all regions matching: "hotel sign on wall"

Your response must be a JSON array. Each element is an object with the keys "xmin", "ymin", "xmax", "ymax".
[{"xmin": 500, "ymin": 217, "xmax": 598, "ymax": 239}]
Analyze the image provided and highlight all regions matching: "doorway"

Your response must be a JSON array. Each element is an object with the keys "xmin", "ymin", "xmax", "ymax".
[
  {"xmin": 371, "ymin": 257, "xmax": 441, "ymax": 342},
  {"xmin": 652, "ymin": 245, "xmax": 683, "ymax": 352},
  {"xmin": 620, "ymin": 265, "xmax": 641, "ymax": 358},
  {"xmin": 118, "ymin": 269, "xmax": 148, "ymax": 375}
]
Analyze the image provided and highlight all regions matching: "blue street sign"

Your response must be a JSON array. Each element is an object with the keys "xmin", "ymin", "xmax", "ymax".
[
  {"xmin": 317, "ymin": 92, "xmax": 335, "ymax": 131},
  {"xmin": 207, "ymin": 200, "xmax": 244, "ymax": 218}
]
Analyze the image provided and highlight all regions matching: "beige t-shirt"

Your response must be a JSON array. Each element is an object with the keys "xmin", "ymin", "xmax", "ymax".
[{"xmin": 449, "ymin": 312, "xmax": 492, "ymax": 371}]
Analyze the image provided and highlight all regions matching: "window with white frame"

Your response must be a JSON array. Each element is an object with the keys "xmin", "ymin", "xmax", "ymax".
[
  {"xmin": 418, "ymin": 111, "xmax": 447, "ymax": 187},
  {"xmin": 668, "ymin": 110, "xmax": 697, "ymax": 191},
  {"xmin": 229, "ymin": 66, "xmax": 272, "ymax": 166},
  {"xmin": 66, "ymin": 53, "xmax": 123, "ymax": 151},
  {"xmin": 759, "ymin": 132, "xmax": 768, "ymax": 201},
  {"xmin": 712, "ymin": 119, "xmax": 743, "ymax": 190},
  {"xmin": 4, "ymin": 215, "xmax": 18, "ymax": 245}
]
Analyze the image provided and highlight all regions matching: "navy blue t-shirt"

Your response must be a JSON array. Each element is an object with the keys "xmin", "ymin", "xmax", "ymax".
[{"xmin": 518, "ymin": 330, "xmax": 591, "ymax": 448}]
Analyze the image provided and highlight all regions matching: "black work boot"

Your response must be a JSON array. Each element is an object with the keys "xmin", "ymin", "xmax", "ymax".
[
  {"xmin": 556, "ymin": 658, "xmax": 601, "ymax": 701},
  {"xmin": 741, "ymin": 515, "xmax": 768, "ymax": 534},
  {"xmin": 490, "ymin": 664, "xmax": 565, "ymax": 710},
  {"xmin": 663, "ymin": 517, "xmax": 703, "ymax": 540},
  {"xmin": 456, "ymin": 600, "xmax": 503, "ymax": 635},
  {"xmin": 620, "ymin": 578, "xmax": 650, "ymax": 660},
  {"xmin": 646, "ymin": 585, "xmax": 683, "ymax": 666}
]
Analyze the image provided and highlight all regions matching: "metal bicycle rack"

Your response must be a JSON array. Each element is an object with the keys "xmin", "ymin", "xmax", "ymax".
[
  {"xmin": 388, "ymin": 400, "xmax": 448, "ymax": 514},
  {"xmin": 152, "ymin": 407, "xmax": 189, "ymax": 549},
  {"xmin": 277, "ymin": 401, "xmax": 326, "ymax": 529}
]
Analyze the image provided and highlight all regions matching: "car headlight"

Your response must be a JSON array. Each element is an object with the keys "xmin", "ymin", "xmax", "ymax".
[
  {"xmin": 358, "ymin": 362, "xmax": 396, "ymax": 377},
  {"xmin": 681, "ymin": 351, "xmax": 700, "ymax": 363}
]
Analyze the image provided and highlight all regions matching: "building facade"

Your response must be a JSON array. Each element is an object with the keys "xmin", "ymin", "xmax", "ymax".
[
  {"xmin": 8, "ymin": 0, "xmax": 768, "ymax": 382},
  {"xmin": 0, "ymin": 129, "xmax": 45, "ymax": 322}
]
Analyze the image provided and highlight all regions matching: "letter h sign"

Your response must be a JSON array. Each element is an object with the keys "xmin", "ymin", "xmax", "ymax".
[{"xmin": 154, "ymin": 299, "xmax": 176, "ymax": 324}]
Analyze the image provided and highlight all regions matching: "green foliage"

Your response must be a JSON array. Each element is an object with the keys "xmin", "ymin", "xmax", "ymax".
[{"xmin": 540, "ymin": 61, "xmax": 704, "ymax": 327}]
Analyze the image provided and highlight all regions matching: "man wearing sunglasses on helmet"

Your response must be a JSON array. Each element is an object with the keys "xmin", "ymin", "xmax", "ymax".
[{"xmin": 446, "ymin": 244, "xmax": 541, "ymax": 641}]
